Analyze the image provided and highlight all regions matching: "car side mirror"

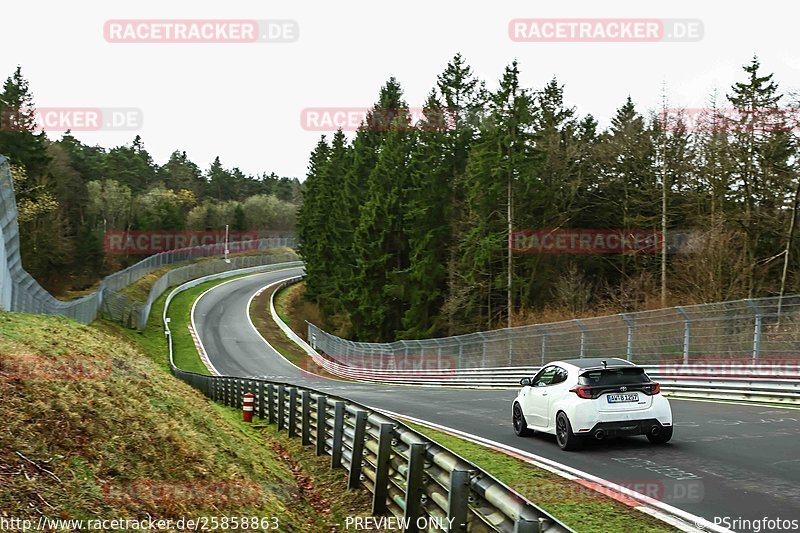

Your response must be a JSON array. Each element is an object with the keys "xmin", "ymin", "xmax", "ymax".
[{"xmin": 520, "ymin": 377, "xmax": 532, "ymax": 387}]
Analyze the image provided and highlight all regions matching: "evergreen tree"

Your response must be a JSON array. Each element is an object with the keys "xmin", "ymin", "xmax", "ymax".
[
  {"xmin": 349, "ymin": 81, "xmax": 415, "ymax": 341},
  {"xmin": 454, "ymin": 61, "xmax": 535, "ymax": 330},
  {"xmin": 726, "ymin": 56, "xmax": 795, "ymax": 295},
  {"xmin": 233, "ymin": 204, "xmax": 247, "ymax": 231},
  {"xmin": 160, "ymin": 150, "xmax": 205, "ymax": 198},
  {"xmin": 399, "ymin": 94, "xmax": 452, "ymax": 338},
  {"xmin": 0, "ymin": 66, "xmax": 50, "ymax": 175},
  {"xmin": 103, "ymin": 135, "xmax": 158, "ymax": 191},
  {"xmin": 297, "ymin": 137, "xmax": 331, "ymax": 303},
  {"xmin": 435, "ymin": 54, "xmax": 486, "ymax": 333},
  {"xmin": 207, "ymin": 156, "xmax": 234, "ymax": 201}
]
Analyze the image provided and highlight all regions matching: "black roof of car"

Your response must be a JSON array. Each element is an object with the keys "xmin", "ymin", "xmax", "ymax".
[{"xmin": 557, "ymin": 358, "xmax": 635, "ymax": 369}]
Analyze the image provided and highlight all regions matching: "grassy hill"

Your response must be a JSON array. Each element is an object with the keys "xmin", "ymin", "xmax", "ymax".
[{"xmin": 0, "ymin": 312, "xmax": 371, "ymax": 529}]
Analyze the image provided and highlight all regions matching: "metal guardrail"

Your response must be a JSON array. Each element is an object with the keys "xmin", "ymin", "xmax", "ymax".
[{"xmin": 163, "ymin": 270, "xmax": 574, "ymax": 533}]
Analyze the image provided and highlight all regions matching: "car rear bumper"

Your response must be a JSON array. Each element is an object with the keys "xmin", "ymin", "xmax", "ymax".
[{"xmin": 586, "ymin": 418, "xmax": 668, "ymax": 438}]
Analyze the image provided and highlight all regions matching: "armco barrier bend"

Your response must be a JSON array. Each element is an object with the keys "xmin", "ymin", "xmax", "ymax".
[{"xmin": 162, "ymin": 272, "xmax": 573, "ymax": 533}]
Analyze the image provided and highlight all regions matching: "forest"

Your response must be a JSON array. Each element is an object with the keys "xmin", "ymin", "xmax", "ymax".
[
  {"xmin": 298, "ymin": 54, "xmax": 800, "ymax": 342},
  {"xmin": 0, "ymin": 67, "xmax": 300, "ymax": 295}
]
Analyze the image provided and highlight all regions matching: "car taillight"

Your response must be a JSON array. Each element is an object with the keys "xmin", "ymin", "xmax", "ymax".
[
  {"xmin": 643, "ymin": 382, "xmax": 661, "ymax": 395},
  {"xmin": 570, "ymin": 386, "xmax": 593, "ymax": 399}
]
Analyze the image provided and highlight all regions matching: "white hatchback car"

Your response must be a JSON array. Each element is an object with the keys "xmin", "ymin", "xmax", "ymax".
[{"xmin": 512, "ymin": 358, "xmax": 673, "ymax": 450}]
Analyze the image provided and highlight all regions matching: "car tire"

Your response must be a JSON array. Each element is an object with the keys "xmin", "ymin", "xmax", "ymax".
[
  {"xmin": 647, "ymin": 426, "xmax": 673, "ymax": 444},
  {"xmin": 512, "ymin": 403, "xmax": 534, "ymax": 437},
  {"xmin": 555, "ymin": 412, "xmax": 581, "ymax": 451}
]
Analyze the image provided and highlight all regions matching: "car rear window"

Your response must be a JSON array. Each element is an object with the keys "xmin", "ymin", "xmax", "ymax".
[{"xmin": 579, "ymin": 368, "xmax": 649, "ymax": 386}]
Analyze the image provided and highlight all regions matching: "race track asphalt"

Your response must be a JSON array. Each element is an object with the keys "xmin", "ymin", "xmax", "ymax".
[{"xmin": 193, "ymin": 269, "xmax": 800, "ymax": 531}]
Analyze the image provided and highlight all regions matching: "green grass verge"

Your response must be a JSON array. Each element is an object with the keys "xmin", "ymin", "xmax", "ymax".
[
  {"xmin": 273, "ymin": 281, "xmax": 296, "ymax": 325},
  {"xmin": 0, "ymin": 312, "xmax": 374, "ymax": 528},
  {"xmin": 396, "ymin": 422, "xmax": 680, "ymax": 533}
]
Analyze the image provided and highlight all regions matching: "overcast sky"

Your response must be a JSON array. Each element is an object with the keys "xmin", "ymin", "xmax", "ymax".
[{"xmin": 2, "ymin": 0, "xmax": 798, "ymax": 180}]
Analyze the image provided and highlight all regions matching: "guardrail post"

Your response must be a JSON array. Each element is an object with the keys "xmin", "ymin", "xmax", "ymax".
[
  {"xmin": 348, "ymin": 410, "xmax": 368, "ymax": 489},
  {"xmin": 745, "ymin": 299, "xmax": 762, "ymax": 363},
  {"xmin": 676, "ymin": 306, "xmax": 690, "ymax": 364},
  {"xmin": 301, "ymin": 391, "xmax": 312, "ymax": 445},
  {"xmin": 267, "ymin": 383, "xmax": 276, "ymax": 424},
  {"xmin": 371, "ymin": 422, "xmax": 394, "ymax": 515},
  {"xmin": 316, "ymin": 395, "xmax": 327, "ymax": 456},
  {"xmin": 331, "ymin": 401, "xmax": 345, "ymax": 468},
  {"xmin": 277, "ymin": 385, "xmax": 286, "ymax": 431},
  {"xmin": 258, "ymin": 382, "xmax": 266, "ymax": 420},
  {"xmin": 288, "ymin": 388, "xmax": 298, "ymax": 437},
  {"xmin": 514, "ymin": 518, "xmax": 540, "ymax": 533},
  {"xmin": 575, "ymin": 319, "xmax": 587, "ymax": 358},
  {"xmin": 479, "ymin": 333, "xmax": 488, "ymax": 367},
  {"xmin": 539, "ymin": 326, "xmax": 547, "ymax": 365},
  {"xmin": 621, "ymin": 313, "xmax": 635, "ymax": 361},
  {"xmin": 447, "ymin": 469, "xmax": 470, "ymax": 532},
  {"xmin": 403, "ymin": 442, "xmax": 427, "ymax": 532},
  {"xmin": 508, "ymin": 334, "xmax": 514, "ymax": 366}
]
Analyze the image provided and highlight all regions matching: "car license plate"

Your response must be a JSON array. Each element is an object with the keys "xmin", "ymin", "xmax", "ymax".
[{"xmin": 607, "ymin": 393, "xmax": 639, "ymax": 403}]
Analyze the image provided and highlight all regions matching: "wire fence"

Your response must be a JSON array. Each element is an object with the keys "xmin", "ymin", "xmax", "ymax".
[
  {"xmin": 308, "ymin": 295, "xmax": 800, "ymax": 369},
  {"xmin": 0, "ymin": 154, "xmax": 297, "ymax": 327},
  {"xmin": 102, "ymin": 251, "xmax": 301, "ymax": 329}
]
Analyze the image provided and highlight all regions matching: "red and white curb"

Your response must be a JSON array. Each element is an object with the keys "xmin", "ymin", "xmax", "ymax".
[{"xmin": 188, "ymin": 322, "xmax": 220, "ymax": 376}]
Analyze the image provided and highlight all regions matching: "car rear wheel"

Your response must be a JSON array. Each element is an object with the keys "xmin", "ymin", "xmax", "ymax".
[
  {"xmin": 556, "ymin": 412, "xmax": 581, "ymax": 451},
  {"xmin": 646, "ymin": 426, "xmax": 673, "ymax": 444},
  {"xmin": 512, "ymin": 403, "xmax": 533, "ymax": 437}
]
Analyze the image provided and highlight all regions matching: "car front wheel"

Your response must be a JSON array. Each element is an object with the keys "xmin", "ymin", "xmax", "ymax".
[
  {"xmin": 555, "ymin": 412, "xmax": 581, "ymax": 451},
  {"xmin": 512, "ymin": 403, "xmax": 533, "ymax": 437}
]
